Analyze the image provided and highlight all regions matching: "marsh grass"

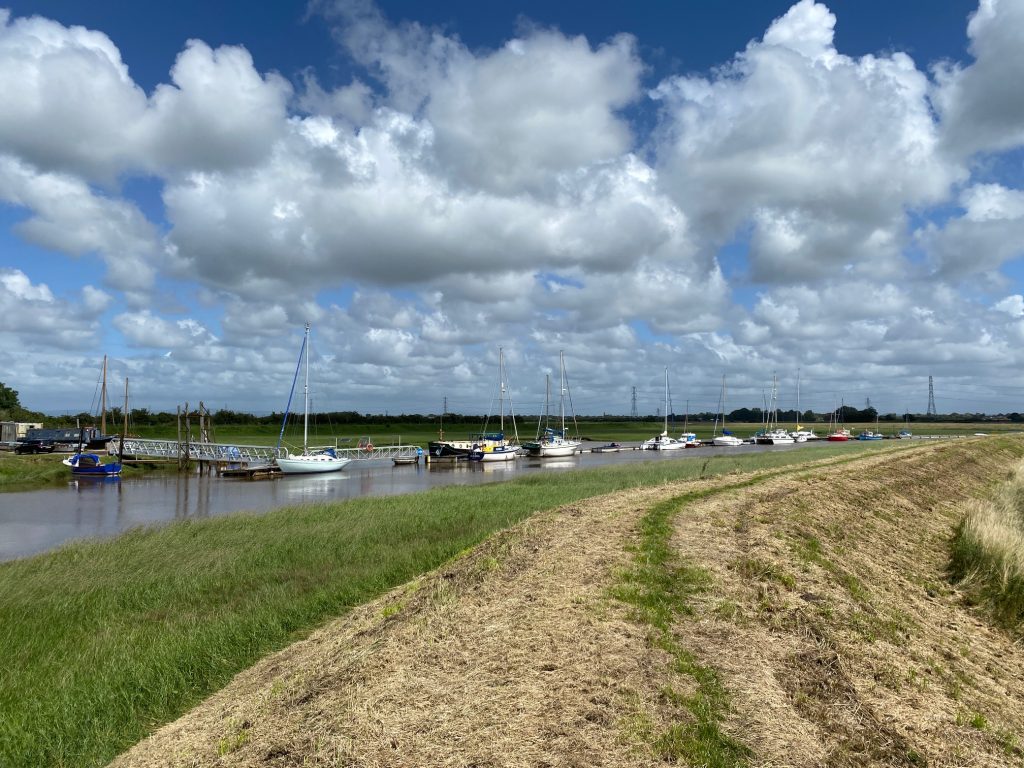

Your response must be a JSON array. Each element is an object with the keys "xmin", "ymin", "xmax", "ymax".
[
  {"xmin": 0, "ymin": 444, "xmax": 874, "ymax": 767},
  {"xmin": 0, "ymin": 453, "xmax": 76, "ymax": 491},
  {"xmin": 949, "ymin": 463, "xmax": 1024, "ymax": 630}
]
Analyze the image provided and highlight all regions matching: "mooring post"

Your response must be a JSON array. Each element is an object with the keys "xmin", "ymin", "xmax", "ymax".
[
  {"xmin": 184, "ymin": 401, "xmax": 191, "ymax": 473},
  {"xmin": 176, "ymin": 405, "xmax": 182, "ymax": 471}
]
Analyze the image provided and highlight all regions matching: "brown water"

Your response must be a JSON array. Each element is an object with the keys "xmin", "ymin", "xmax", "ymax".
[{"xmin": 0, "ymin": 441, "xmax": 830, "ymax": 561}]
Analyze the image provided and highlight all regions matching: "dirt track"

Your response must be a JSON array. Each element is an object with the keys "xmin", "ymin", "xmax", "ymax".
[{"xmin": 112, "ymin": 439, "xmax": 1024, "ymax": 767}]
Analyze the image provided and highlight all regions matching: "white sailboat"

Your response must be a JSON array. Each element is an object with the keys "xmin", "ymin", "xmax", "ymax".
[
  {"xmin": 470, "ymin": 347, "xmax": 520, "ymax": 462},
  {"xmin": 755, "ymin": 374, "xmax": 794, "ymax": 445},
  {"xmin": 642, "ymin": 367, "xmax": 686, "ymax": 450},
  {"xmin": 712, "ymin": 374, "xmax": 744, "ymax": 447},
  {"xmin": 789, "ymin": 368, "xmax": 816, "ymax": 442},
  {"xmin": 523, "ymin": 351, "xmax": 580, "ymax": 457},
  {"xmin": 275, "ymin": 324, "xmax": 351, "ymax": 474}
]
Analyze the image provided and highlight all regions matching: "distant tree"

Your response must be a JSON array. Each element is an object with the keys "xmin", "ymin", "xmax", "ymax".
[
  {"xmin": 728, "ymin": 407, "xmax": 764, "ymax": 422},
  {"xmin": 0, "ymin": 381, "xmax": 19, "ymax": 411}
]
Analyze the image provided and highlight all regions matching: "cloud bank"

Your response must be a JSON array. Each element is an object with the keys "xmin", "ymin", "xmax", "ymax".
[{"xmin": 1, "ymin": 1, "xmax": 1023, "ymax": 417}]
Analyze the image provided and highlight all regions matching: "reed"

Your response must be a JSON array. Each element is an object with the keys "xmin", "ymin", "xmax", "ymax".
[
  {"xmin": 949, "ymin": 464, "xmax": 1024, "ymax": 630},
  {"xmin": 0, "ymin": 444, "xmax": 875, "ymax": 767}
]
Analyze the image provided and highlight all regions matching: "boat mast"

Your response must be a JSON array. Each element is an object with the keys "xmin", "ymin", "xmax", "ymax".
[
  {"xmin": 714, "ymin": 374, "xmax": 726, "ymax": 438},
  {"xmin": 663, "ymin": 366, "xmax": 669, "ymax": 435},
  {"xmin": 795, "ymin": 367, "xmax": 801, "ymax": 430},
  {"xmin": 543, "ymin": 374, "xmax": 550, "ymax": 437},
  {"xmin": 498, "ymin": 347, "xmax": 505, "ymax": 435},
  {"xmin": 119, "ymin": 377, "xmax": 128, "ymax": 462},
  {"xmin": 302, "ymin": 323, "xmax": 310, "ymax": 453},
  {"xmin": 559, "ymin": 350, "xmax": 566, "ymax": 435},
  {"xmin": 101, "ymin": 354, "xmax": 107, "ymax": 436}
]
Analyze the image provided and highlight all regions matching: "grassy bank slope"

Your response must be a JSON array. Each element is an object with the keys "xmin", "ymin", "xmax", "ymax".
[
  {"xmin": 950, "ymin": 462, "xmax": 1024, "ymax": 629},
  {"xmin": 109, "ymin": 436, "xmax": 1024, "ymax": 767},
  {"xmin": 0, "ymin": 443, "xmax": 884, "ymax": 768}
]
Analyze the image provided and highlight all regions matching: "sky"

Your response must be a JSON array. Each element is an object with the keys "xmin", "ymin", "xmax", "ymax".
[{"xmin": 2, "ymin": 0, "xmax": 1024, "ymax": 419}]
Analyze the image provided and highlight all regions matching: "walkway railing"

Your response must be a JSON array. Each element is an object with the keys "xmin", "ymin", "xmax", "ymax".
[{"xmin": 118, "ymin": 438, "xmax": 421, "ymax": 467}]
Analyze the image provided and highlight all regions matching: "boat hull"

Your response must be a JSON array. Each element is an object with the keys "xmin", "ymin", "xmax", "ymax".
[
  {"xmin": 712, "ymin": 436, "xmax": 744, "ymax": 447},
  {"xmin": 826, "ymin": 435, "xmax": 849, "ymax": 442},
  {"xmin": 63, "ymin": 453, "xmax": 122, "ymax": 476},
  {"xmin": 470, "ymin": 446, "xmax": 519, "ymax": 462},
  {"xmin": 276, "ymin": 454, "xmax": 351, "ymax": 474},
  {"xmin": 540, "ymin": 443, "xmax": 578, "ymax": 457}
]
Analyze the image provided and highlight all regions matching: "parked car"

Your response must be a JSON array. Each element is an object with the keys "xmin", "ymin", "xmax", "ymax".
[{"xmin": 15, "ymin": 437, "xmax": 56, "ymax": 454}]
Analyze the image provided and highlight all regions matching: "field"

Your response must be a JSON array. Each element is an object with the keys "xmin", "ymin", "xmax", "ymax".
[
  {"xmin": 105, "ymin": 435, "xmax": 1024, "ymax": 768},
  {"xmin": 3, "ymin": 437, "xmax": 1024, "ymax": 766},
  {"xmin": 1, "ymin": 443, "xmax": 893, "ymax": 768}
]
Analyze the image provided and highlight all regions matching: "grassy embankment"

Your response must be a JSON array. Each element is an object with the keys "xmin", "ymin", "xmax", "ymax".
[
  {"xmin": 950, "ymin": 461, "xmax": 1024, "ymax": 630},
  {"xmin": 0, "ymin": 442, "xmax": 893, "ymax": 768},
  {"xmin": 0, "ymin": 453, "xmax": 146, "ymax": 492}
]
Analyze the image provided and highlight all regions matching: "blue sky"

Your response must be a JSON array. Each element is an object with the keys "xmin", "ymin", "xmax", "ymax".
[{"xmin": 1, "ymin": 0, "xmax": 1023, "ymax": 417}]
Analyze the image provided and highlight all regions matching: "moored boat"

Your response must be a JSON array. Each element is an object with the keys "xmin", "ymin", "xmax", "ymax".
[
  {"xmin": 65, "ymin": 373, "xmax": 127, "ymax": 478},
  {"xmin": 856, "ymin": 431, "xmax": 884, "ymax": 441},
  {"xmin": 275, "ymin": 324, "xmax": 351, "ymax": 475},
  {"xmin": 643, "ymin": 368, "xmax": 686, "ymax": 450},
  {"xmin": 468, "ymin": 348, "xmax": 520, "ymax": 462},
  {"xmin": 523, "ymin": 352, "xmax": 581, "ymax": 458},
  {"xmin": 711, "ymin": 375, "xmax": 744, "ymax": 447},
  {"xmin": 63, "ymin": 452, "xmax": 122, "ymax": 477}
]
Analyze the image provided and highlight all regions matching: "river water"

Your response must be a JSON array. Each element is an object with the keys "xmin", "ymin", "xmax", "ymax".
[{"xmin": 0, "ymin": 441, "xmax": 837, "ymax": 562}]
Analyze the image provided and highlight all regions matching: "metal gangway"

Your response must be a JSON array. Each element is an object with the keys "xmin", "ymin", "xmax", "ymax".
[{"xmin": 118, "ymin": 438, "xmax": 421, "ymax": 468}]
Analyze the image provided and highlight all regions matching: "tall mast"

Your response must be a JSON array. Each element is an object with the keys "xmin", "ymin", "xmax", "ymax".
[
  {"xmin": 499, "ymin": 347, "xmax": 505, "ymax": 434},
  {"xmin": 559, "ymin": 350, "xmax": 566, "ymax": 434},
  {"xmin": 663, "ymin": 367, "xmax": 669, "ymax": 435},
  {"xmin": 537, "ymin": 373, "xmax": 550, "ymax": 440},
  {"xmin": 119, "ymin": 377, "xmax": 128, "ymax": 462},
  {"xmin": 713, "ymin": 374, "xmax": 724, "ymax": 438},
  {"xmin": 795, "ymin": 367, "xmax": 801, "ymax": 429},
  {"xmin": 100, "ymin": 355, "xmax": 107, "ymax": 435},
  {"xmin": 302, "ymin": 323, "xmax": 310, "ymax": 453}
]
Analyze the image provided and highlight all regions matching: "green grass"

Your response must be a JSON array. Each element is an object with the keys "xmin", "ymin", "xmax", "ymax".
[
  {"xmin": 0, "ymin": 442, "xmax": 882, "ymax": 767},
  {"xmin": 613, "ymin": 488, "xmax": 758, "ymax": 766},
  {"xmin": 0, "ymin": 453, "xmax": 148, "ymax": 492},
  {"xmin": 949, "ymin": 464, "xmax": 1024, "ymax": 631}
]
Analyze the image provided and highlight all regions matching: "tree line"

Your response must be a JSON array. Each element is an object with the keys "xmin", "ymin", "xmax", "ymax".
[{"xmin": 2, "ymin": 381, "xmax": 1022, "ymax": 427}]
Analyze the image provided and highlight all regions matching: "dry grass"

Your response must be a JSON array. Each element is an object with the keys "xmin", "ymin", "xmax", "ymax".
[
  {"xmin": 110, "ymin": 438, "xmax": 1024, "ymax": 767},
  {"xmin": 950, "ymin": 463, "xmax": 1024, "ymax": 628},
  {"xmin": 666, "ymin": 439, "xmax": 1024, "ymax": 767}
]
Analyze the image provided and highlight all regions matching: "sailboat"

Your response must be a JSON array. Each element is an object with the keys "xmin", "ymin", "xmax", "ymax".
[
  {"xmin": 642, "ymin": 367, "xmax": 686, "ymax": 450},
  {"xmin": 64, "ymin": 375, "xmax": 126, "ymax": 477},
  {"xmin": 898, "ymin": 408, "xmax": 913, "ymax": 439},
  {"xmin": 712, "ymin": 375, "xmax": 743, "ymax": 447},
  {"xmin": 522, "ymin": 351, "xmax": 581, "ymax": 457},
  {"xmin": 789, "ymin": 368, "xmax": 816, "ymax": 442},
  {"xmin": 857, "ymin": 411, "xmax": 885, "ymax": 441},
  {"xmin": 827, "ymin": 400, "xmax": 851, "ymax": 441},
  {"xmin": 469, "ymin": 347, "xmax": 520, "ymax": 462},
  {"xmin": 275, "ymin": 324, "xmax": 351, "ymax": 474},
  {"xmin": 755, "ymin": 374, "xmax": 794, "ymax": 445}
]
